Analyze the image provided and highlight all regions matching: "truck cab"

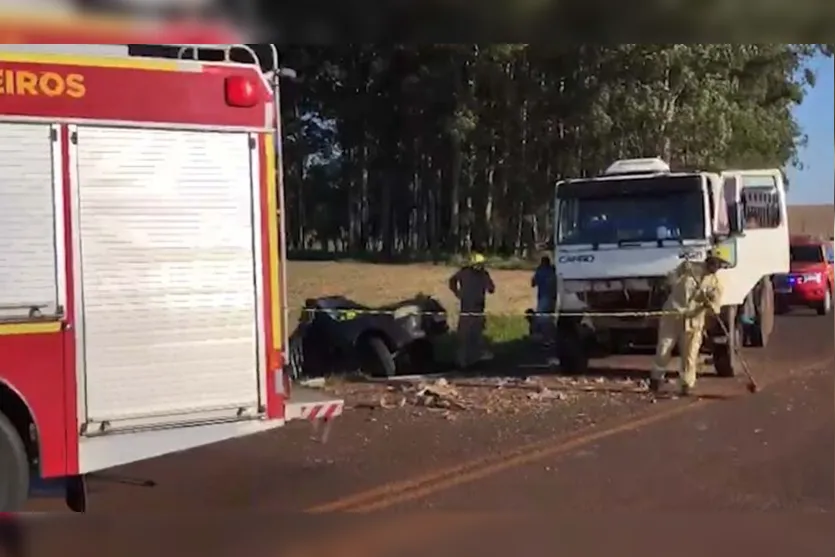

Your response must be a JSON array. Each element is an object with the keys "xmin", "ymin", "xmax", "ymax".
[{"xmin": 553, "ymin": 158, "xmax": 790, "ymax": 376}]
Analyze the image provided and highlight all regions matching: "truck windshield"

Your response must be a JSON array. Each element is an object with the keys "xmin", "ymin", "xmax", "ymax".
[
  {"xmin": 790, "ymin": 245, "xmax": 824, "ymax": 263},
  {"xmin": 557, "ymin": 177, "xmax": 706, "ymax": 246}
]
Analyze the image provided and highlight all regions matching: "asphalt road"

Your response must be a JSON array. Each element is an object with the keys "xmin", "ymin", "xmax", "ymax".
[{"xmin": 13, "ymin": 311, "xmax": 834, "ymax": 557}]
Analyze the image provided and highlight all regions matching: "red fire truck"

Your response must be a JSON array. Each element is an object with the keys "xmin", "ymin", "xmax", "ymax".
[{"xmin": 0, "ymin": 40, "xmax": 343, "ymax": 512}]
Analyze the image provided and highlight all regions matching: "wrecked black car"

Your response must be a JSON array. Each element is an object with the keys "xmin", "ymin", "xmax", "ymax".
[{"xmin": 288, "ymin": 294, "xmax": 449, "ymax": 379}]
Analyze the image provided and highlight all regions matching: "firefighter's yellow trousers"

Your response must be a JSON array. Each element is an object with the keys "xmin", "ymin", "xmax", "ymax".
[{"xmin": 651, "ymin": 314, "xmax": 706, "ymax": 389}]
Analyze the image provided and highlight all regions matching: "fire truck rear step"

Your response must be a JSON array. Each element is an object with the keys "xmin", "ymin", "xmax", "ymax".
[{"xmin": 80, "ymin": 403, "xmax": 263, "ymax": 437}]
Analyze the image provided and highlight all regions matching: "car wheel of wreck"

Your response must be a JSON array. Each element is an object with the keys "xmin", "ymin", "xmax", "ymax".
[{"xmin": 358, "ymin": 335, "xmax": 397, "ymax": 378}]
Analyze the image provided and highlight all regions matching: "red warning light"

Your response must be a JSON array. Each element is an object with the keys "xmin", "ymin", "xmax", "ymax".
[{"xmin": 224, "ymin": 75, "xmax": 258, "ymax": 108}]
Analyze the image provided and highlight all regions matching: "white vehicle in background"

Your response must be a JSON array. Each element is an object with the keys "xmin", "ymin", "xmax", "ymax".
[{"xmin": 552, "ymin": 158, "xmax": 790, "ymax": 376}]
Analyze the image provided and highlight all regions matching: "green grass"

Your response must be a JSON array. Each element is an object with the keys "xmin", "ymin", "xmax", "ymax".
[{"xmin": 485, "ymin": 314, "xmax": 530, "ymax": 343}]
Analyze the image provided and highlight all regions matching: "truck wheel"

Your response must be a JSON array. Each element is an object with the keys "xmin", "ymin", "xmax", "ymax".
[
  {"xmin": 358, "ymin": 335, "xmax": 397, "ymax": 378},
  {"xmin": 556, "ymin": 320, "xmax": 589, "ymax": 375},
  {"xmin": 712, "ymin": 307, "xmax": 739, "ymax": 378},
  {"xmin": 749, "ymin": 278, "xmax": 774, "ymax": 348},
  {"xmin": 816, "ymin": 288, "xmax": 831, "ymax": 316},
  {"xmin": 0, "ymin": 412, "xmax": 29, "ymax": 512}
]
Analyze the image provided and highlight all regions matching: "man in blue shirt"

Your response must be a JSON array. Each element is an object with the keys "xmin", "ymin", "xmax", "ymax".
[{"xmin": 531, "ymin": 256, "xmax": 557, "ymax": 343}]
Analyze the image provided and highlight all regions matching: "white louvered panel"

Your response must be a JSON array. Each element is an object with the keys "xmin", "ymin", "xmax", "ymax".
[
  {"xmin": 0, "ymin": 123, "xmax": 58, "ymax": 319},
  {"xmin": 77, "ymin": 127, "xmax": 260, "ymax": 424}
]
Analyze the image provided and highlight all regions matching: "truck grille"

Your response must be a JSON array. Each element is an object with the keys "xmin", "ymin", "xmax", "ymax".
[{"xmin": 578, "ymin": 284, "xmax": 669, "ymax": 313}]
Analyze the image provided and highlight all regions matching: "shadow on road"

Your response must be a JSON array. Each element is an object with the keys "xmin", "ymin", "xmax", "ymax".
[
  {"xmin": 0, "ymin": 519, "xmax": 24, "ymax": 557},
  {"xmin": 337, "ymin": 321, "xmax": 785, "ymax": 406},
  {"xmin": 375, "ymin": 334, "xmax": 721, "ymax": 382}
]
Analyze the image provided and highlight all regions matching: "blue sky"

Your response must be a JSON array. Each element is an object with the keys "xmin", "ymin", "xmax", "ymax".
[{"xmin": 786, "ymin": 53, "xmax": 834, "ymax": 205}]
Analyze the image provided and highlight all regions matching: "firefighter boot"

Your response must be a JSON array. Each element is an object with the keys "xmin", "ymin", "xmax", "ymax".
[{"xmin": 648, "ymin": 377, "xmax": 664, "ymax": 394}]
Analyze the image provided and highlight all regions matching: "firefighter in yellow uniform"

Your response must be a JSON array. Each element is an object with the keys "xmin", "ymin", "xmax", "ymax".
[{"xmin": 649, "ymin": 249, "xmax": 726, "ymax": 396}]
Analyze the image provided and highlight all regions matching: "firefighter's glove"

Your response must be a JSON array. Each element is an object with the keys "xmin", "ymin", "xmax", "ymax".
[{"xmin": 695, "ymin": 286, "xmax": 720, "ymax": 312}]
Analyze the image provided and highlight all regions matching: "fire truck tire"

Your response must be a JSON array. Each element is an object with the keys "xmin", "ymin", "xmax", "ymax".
[{"xmin": 0, "ymin": 412, "xmax": 29, "ymax": 512}]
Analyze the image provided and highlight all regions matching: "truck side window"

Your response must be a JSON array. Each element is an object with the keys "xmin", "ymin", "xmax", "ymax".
[{"xmin": 741, "ymin": 186, "xmax": 781, "ymax": 229}]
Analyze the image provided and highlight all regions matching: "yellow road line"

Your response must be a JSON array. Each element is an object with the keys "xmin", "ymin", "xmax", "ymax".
[
  {"xmin": 308, "ymin": 398, "xmax": 705, "ymax": 514},
  {"xmin": 309, "ymin": 356, "xmax": 833, "ymax": 514},
  {"xmin": 352, "ymin": 400, "xmax": 706, "ymax": 513}
]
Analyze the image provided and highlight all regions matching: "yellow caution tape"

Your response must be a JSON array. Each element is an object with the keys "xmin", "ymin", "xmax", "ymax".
[{"xmin": 297, "ymin": 307, "xmax": 679, "ymax": 319}]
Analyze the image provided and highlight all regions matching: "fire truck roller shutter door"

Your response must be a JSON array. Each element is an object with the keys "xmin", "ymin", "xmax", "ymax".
[
  {"xmin": 0, "ymin": 123, "xmax": 59, "ymax": 321},
  {"xmin": 75, "ymin": 127, "xmax": 263, "ymax": 429}
]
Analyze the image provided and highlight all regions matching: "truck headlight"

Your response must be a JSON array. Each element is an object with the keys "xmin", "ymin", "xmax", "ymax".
[{"xmin": 802, "ymin": 273, "xmax": 822, "ymax": 284}]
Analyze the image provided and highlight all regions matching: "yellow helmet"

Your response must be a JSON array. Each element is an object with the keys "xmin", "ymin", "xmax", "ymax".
[
  {"xmin": 706, "ymin": 247, "xmax": 729, "ymax": 265},
  {"xmin": 470, "ymin": 252, "xmax": 486, "ymax": 265}
]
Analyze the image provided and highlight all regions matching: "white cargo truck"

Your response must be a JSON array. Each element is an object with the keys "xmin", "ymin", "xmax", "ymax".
[{"xmin": 553, "ymin": 158, "xmax": 790, "ymax": 376}]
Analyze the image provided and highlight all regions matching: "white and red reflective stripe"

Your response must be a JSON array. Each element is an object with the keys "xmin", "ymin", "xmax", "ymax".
[{"xmin": 299, "ymin": 401, "xmax": 343, "ymax": 421}]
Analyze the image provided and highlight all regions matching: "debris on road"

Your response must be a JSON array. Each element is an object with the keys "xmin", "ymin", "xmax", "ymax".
[
  {"xmin": 310, "ymin": 363, "xmax": 652, "ymax": 422},
  {"xmin": 413, "ymin": 378, "xmax": 470, "ymax": 411},
  {"xmin": 354, "ymin": 393, "xmax": 407, "ymax": 410},
  {"xmin": 323, "ymin": 375, "xmax": 630, "ymax": 419},
  {"xmin": 299, "ymin": 377, "xmax": 327, "ymax": 389},
  {"xmin": 527, "ymin": 387, "xmax": 568, "ymax": 402}
]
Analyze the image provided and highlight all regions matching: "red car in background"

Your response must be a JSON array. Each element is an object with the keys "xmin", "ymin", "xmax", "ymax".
[{"xmin": 773, "ymin": 235, "xmax": 834, "ymax": 315}]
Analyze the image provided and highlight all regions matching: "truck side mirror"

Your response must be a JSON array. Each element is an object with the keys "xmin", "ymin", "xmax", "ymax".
[{"xmin": 727, "ymin": 203, "xmax": 743, "ymax": 235}]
